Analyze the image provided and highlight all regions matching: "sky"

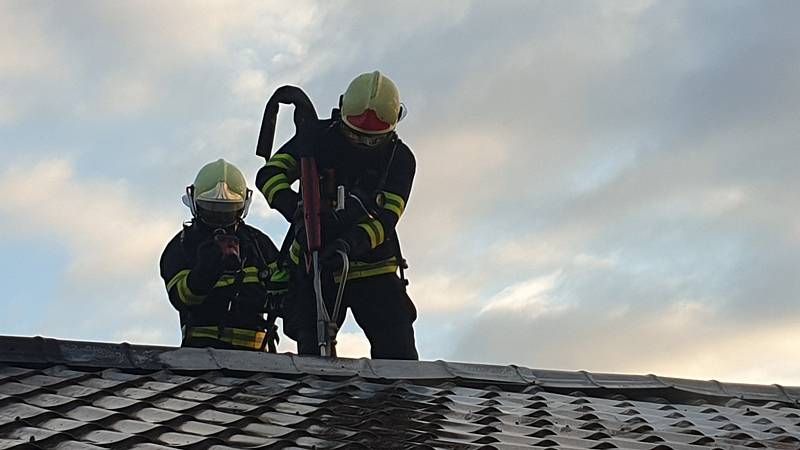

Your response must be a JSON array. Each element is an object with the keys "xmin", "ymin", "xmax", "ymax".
[{"xmin": 1, "ymin": 0, "xmax": 799, "ymax": 385}]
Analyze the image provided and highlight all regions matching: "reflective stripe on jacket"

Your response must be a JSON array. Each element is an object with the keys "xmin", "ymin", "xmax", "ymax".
[
  {"xmin": 160, "ymin": 223, "xmax": 286, "ymax": 343},
  {"xmin": 256, "ymin": 115, "xmax": 415, "ymax": 279}
]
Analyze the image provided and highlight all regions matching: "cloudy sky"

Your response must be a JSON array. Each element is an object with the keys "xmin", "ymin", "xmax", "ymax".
[{"xmin": 2, "ymin": 0, "xmax": 799, "ymax": 385}]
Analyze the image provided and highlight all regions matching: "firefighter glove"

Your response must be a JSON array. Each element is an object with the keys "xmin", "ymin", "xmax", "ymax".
[
  {"xmin": 214, "ymin": 234, "xmax": 241, "ymax": 270},
  {"xmin": 189, "ymin": 239, "xmax": 225, "ymax": 294},
  {"xmin": 320, "ymin": 238, "xmax": 351, "ymax": 271}
]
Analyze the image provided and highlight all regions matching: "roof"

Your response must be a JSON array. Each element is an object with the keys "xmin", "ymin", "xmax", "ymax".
[{"xmin": 1, "ymin": 335, "xmax": 799, "ymax": 449}]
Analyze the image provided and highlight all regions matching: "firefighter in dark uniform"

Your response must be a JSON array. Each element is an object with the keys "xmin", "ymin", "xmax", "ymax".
[
  {"xmin": 160, "ymin": 159, "xmax": 287, "ymax": 350},
  {"xmin": 256, "ymin": 71, "xmax": 419, "ymax": 360}
]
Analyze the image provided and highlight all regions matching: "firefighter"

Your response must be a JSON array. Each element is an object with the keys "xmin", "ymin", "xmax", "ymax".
[
  {"xmin": 160, "ymin": 159, "xmax": 287, "ymax": 351},
  {"xmin": 257, "ymin": 71, "xmax": 419, "ymax": 360}
]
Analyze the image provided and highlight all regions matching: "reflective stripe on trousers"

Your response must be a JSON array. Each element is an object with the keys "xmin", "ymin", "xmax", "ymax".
[{"xmin": 183, "ymin": 326, "xmax": 268, "ymax": 350}]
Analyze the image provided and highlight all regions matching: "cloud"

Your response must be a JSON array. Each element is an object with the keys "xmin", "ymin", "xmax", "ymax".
[
  {"xmin": 317, "ymin": 1, "xmax": 800, "ymax": 383},
  {"xmin": 333, "ymin": 331, "xmax": 371, "ymax": 359},
  {"xmin": 454, "ymin": 231, "xmax": 800, "ymax": 384},
  {"xmin": 376, "ymin": 2, "xmax": 800, "ymax": 384},
  {"xmin": 0, "ymin": 1, "xmax": 329, "ymax": 123},
  {"xmin": 84, "ymin": 74, "xmax": 158, "ymax": 117},
  {"xmin": 0, "ymin": 158, "xmax": 177, "ymax": 342},
  {"xmin": 408, "ymin": 272, "xmax": 481, "ymax": 314},
  {"xmin": 0, "ymin": 158, "xmax": 173, "ymax": 281},
  {"xmin": 0, "ymin": 2, "xmax": 70, "ymax": 124},
  {"xmin": 0, "ymin": 101, "xmax": 16, "ymax": 125},
  {"xmin": 231, "ymin": 70, "xmax": 270, "ymax": 103},
  {"xmin": 3, "ymin": 0, "xmax": 800, "ymax": 385},
  {"xmin": 479, "ymin": 272, "xmax": 569, "ymax": 317},
  {"xmin": 273, "ymin": 322, "xmax": 370, "ymax": 359},
  {"xmin": 0, "ymin": 1, "xmax": 62, "ymax": 77}
]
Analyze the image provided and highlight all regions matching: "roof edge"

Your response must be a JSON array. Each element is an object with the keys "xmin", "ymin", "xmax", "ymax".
[{"xmin": 1, "ymin": 335, "xmax": 798, "ymax": 405}]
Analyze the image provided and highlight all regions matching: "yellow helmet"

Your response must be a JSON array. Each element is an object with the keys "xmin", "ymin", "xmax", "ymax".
[
  {"xmin": 341, "ymin": 71, "xmax": 402, "ymax": 135},
  {"xmin": 184, "ymin": 159, "xmax": 252, "ymax": 228}
]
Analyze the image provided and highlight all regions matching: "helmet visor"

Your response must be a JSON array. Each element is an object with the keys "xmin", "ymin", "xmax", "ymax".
[
  {"xmin": 197, "ymin": 205, "xmax": 244, "ymax": 228},
  {"xmin": 341, "ymin": 122, "xmax": 391, "ymax": 148}
]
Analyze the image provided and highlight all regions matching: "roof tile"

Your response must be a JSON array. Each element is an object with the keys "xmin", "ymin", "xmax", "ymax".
[{"xmin": 2, "ymin": 337, "xmax": 800, "ymax": 449}]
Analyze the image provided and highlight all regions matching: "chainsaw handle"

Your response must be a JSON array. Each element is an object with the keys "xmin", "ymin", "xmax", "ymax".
[{"xmin": 256, "ymin": 85, "xmax": 319, "ymax": 160}]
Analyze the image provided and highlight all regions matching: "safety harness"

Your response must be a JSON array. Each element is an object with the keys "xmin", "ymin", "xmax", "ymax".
[{"xmin": 178, "ymin": 222, "xmax": 281, "ymax": 352}]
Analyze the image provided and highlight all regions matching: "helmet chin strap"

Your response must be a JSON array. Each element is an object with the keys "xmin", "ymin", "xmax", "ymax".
[
  {"xmin": 196, "ymin": 217, "xmax": 241, "ymax": 235},
  {"xmin": 212, "ymin": 225, "xmax": 237, "ymax": 235}
]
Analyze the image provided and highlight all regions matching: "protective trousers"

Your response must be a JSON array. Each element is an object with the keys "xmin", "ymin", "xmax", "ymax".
[{"xmin": 285, "ymin": 272, "xmax": 419, "ymax": 360}]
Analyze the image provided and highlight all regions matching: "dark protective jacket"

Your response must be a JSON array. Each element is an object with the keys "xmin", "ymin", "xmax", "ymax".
[
  {"xmin": 256, "ymin": 111, "xmax": 415, "ymax": 280},
  {"xmin": 159, "ymin": 221, "xmax": 287, "ymax": 350}
]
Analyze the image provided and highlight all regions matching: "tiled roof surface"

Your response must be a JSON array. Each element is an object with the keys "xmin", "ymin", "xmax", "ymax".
[{"xmin": 1, "ymin": 336, "xmax": 799, "ymax": 449}]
